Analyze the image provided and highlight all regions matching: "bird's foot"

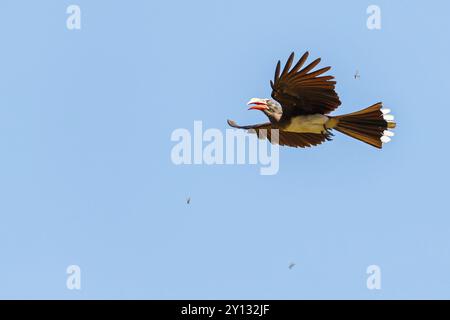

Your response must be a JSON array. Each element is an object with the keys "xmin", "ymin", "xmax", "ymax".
[{"xmin": 322, "ymin": 125, "xmax": 334, "ymax": 140}]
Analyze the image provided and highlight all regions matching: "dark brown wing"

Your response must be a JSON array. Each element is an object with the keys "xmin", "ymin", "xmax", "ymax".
[
  {"xmin": 227, "ymin": 120, "xmax": 332, "ymax": 148},
  {"xmin": 270, "ymin": 52, "xmax": 341, "ymax": 118}
]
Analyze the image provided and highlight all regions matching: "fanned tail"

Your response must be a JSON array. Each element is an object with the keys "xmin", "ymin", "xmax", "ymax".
[{"xmin": 331, "ymin": 102, "xmax": 396, "ymax": 149}]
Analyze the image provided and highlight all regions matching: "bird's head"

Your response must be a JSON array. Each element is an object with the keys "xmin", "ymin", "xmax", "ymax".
[{"xmin": 247, "ymin": 98, "xmax": 282, "ymax": 122}]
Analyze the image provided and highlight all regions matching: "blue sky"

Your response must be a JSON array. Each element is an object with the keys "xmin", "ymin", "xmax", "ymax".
[{"xmin": 0, "ymin": 0, "xmax": 449, "ymax": 299}]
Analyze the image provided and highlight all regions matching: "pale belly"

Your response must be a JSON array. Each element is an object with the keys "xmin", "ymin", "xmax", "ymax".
[{"xmin": 283, "ymin": 114, "xmax": 329, "ymax": 134}]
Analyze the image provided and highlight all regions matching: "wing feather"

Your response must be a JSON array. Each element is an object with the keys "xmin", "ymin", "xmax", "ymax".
[
  {"xmin": 289, "ymin": 51, "xmax": 309, "ymax": 74},
  {"xmin": 281, "ymin": 52, "xmax": 295, "ymax": 77},
  {"xmin": 227, "ymin": 120, "xmax": 331, "ymax": 148},
  {"xmin": 271, "ymin": 52, "xmax": 341, "ymax": 117}
]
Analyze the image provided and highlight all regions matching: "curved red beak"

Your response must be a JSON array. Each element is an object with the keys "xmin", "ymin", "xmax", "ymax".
[{"xmin": 248, "ymin": 102, "xmax": 267, "ymax": 111}]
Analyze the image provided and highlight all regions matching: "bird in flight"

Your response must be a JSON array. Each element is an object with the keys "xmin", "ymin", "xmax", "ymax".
[
  {"xmin": 354, "ymin": 70, "xmax": 360, "ymax": 80},
  {"xmin": 288, "ymin": 262, "xmax": 296, "ymax": 270},
  {"xmin": 228, "ymin": 52, "xmax": 396, "ymax": 149}
]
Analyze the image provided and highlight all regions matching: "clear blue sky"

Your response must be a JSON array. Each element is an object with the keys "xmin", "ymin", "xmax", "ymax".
[{"xmin": 0, "ymin": 0, "xmax": 449, "ymax": 299}]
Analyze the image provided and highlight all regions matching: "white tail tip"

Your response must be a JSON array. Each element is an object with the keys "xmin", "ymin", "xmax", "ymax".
[
  {"xmin": 381, "ymin": 108, "xmax": 391, "ymax": 114},
  {"xmin": 381, "ymin": 135, "xmax": 391, "ymax": 143},
  {"xmin": 383, "ymin": 130, "xmax": 395, "ymax": 137},
  {"xmin": 383, "ymin": 114, "xmax": 395, "ymax": 121}
]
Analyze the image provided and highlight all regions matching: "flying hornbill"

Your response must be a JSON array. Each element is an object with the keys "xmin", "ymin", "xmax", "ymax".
[{"xmin": 227, "ymin": 52, "xmax": 396, "ymax": 149}]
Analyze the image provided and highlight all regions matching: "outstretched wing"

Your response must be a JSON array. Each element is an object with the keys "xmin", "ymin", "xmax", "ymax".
[
  {"xmin": 270, "ymin": 52, "xmax": 341, "ymax": 118},
  {"xmin": 227, "ymin": 120, "xmax": 332, "ymax": 148}
]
